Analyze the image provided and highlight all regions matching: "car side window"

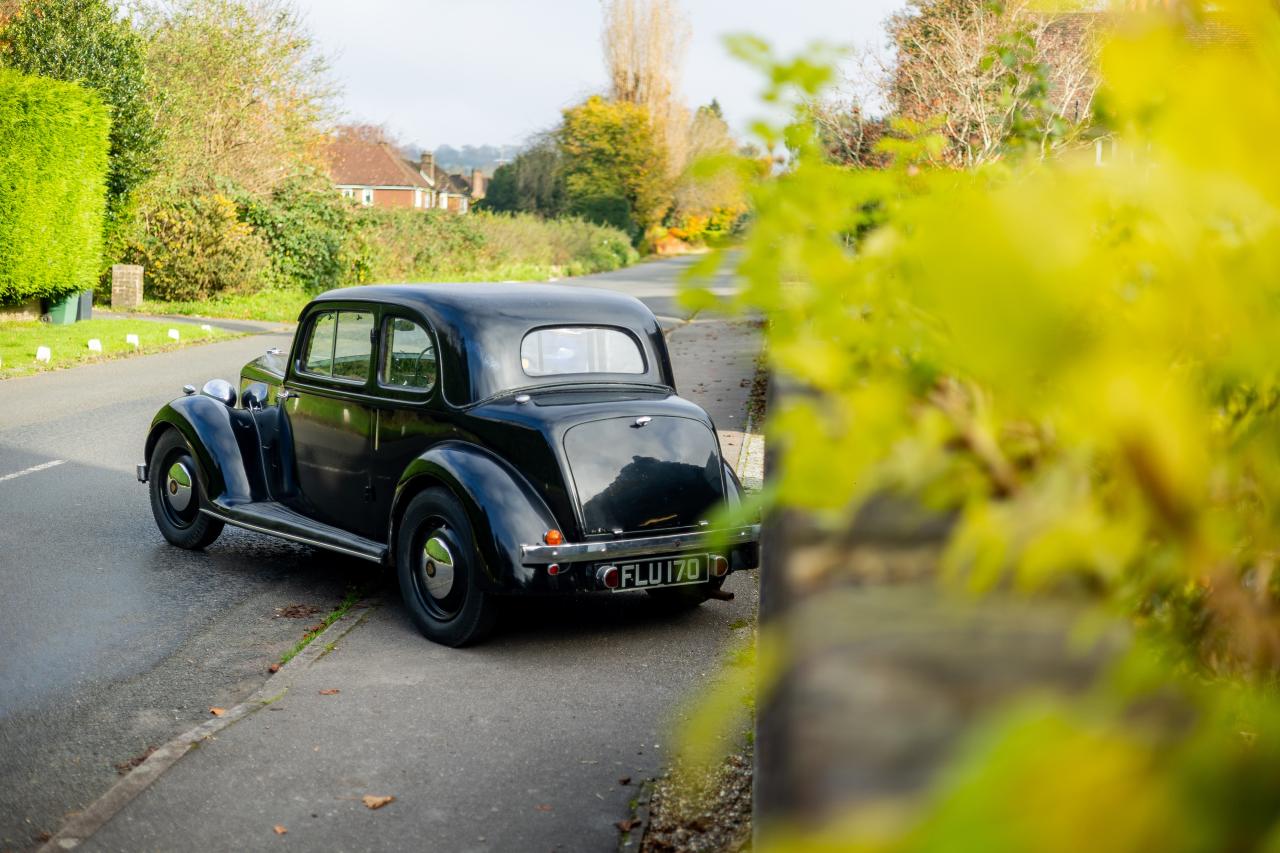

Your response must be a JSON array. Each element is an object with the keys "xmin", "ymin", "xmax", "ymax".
[
  {"xmin": 381, "ymin": 317, "xmax": 437, "ymax": 392},
  {"xmin": 302, "ymin": 312, "xmax": 336, "ymax": 375},
  {"xmin": 300, "ymin": 310, "xmax": 373, "ymax": 383},
  {"xmin": 332, "ymin": 311, "xmax": 374, "ymax": 381}
]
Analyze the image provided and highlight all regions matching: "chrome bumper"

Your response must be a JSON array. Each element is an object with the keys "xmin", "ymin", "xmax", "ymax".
[{"xmin": 519, "ymin": 524, "xmax": 760, "ymax": 564}]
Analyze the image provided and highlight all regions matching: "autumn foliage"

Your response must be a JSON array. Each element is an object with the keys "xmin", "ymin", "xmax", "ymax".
[{"xmin": 689, "ymin": 0, "xmax": 1280, "ymax": 847}]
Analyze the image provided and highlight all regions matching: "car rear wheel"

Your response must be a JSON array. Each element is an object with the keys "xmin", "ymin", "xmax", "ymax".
[
  {"xmin": 396, "ymin": 488, "xmax": 495, "ymax": 647},
  {"xmin": 149, "ymin": 429, "xmax": 224, "ymax": 550}
]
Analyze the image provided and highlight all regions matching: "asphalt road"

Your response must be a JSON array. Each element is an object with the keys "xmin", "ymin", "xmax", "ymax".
[{"xmin": 0, "ymin": 256, "xmax": 759, "ymax": 851}]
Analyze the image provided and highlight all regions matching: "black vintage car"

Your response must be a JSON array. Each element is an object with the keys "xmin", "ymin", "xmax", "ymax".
[{"xmin": 139, "ymin": 284, "xmax": 759, "ymax": 645}]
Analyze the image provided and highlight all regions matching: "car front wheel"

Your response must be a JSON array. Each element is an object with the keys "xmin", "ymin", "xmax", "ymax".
[
  {"xmin": 148, "ymin": 429, "xmax": 224, "ymax": 550},
  {"xmin": 396, "ymin": 488, "xmax": 495, "ymax": 647}
]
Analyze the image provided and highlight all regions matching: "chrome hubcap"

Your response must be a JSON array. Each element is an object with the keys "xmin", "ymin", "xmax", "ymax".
[
  {"xmin": 165, "ymin": 461, "xmax": 193, "ymax": 513},
  {"xmin": 422, "ymin": 535, "xmax": 455, "ymax": 600}
]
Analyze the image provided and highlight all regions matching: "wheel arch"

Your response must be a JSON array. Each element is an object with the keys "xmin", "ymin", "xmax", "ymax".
[
  {"xmin": 389, "ymin": 441, "xmax": 561, "ymax": 591},
  {"xmin": 145, "ymin": 395, "xmax": 254, "ymax": 505}
]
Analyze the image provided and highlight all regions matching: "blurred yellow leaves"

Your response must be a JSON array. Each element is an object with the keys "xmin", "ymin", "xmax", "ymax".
[{"xmin": 714, "ymin": 0, "xmax": 1280, "ymax": 635}]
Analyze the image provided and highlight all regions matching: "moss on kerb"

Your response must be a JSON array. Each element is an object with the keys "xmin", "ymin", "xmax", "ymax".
[{"xmin": 278, "ymin": 588, "xmax": 361, "ymax": 666}]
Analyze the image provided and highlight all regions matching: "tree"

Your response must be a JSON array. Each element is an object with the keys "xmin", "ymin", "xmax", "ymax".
[
  {"xmin": 137, "ymin": 0, "xmax": 335, "ymax": 196},
  {"xmin": 807, "ymin": 99, "xmax": 892, "ymax": 168},
  {"xmin": 334, "ymin": 122, "xmax": 396, "ymax": 145},
  {"xmin": 668, "ymin": 101, "xmax": 746, "ymax": 238},
  {"xmin": 886, "ymin": 0, "xmax": 1098, "ymax": 165},
  {"xmin": 480, "ymin": 135, "xmax": 565, "ymax": 218},
  {"xmin": 558, "ymin": 95, "xmax": 668, "ymax": 238},
  {"xmin": 601, "ymin": 0, "xmax": 690, "ymax": 176},
  {"xmin": 0, "ymin": 0, "xmax": 160, "ymax": 254}
]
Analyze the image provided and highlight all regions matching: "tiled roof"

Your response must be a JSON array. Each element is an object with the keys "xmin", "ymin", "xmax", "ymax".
[
  {"xmin": 429, "ymin": 164, "xmax": 472, "ymax": 195},
  {"xmin": 326, "ymin": 140, "xmax": 431, "ymax": 189}
]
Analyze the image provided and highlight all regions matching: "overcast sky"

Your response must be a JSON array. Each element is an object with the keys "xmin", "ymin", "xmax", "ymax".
[{"xmin": 299, "ymin": 0, "xmax": 906, "ymax": 150}]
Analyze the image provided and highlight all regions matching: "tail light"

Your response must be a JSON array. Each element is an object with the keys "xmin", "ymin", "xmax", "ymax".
[
  {"xmin": 547, "ymin": 563, "xmax": 562, "ymax": 576},
  {"xmin": 711, "ymin": 555, "xmax": 730, "ymax": 578},
  {"xmin": 597, "ymin": 565, "xmax": 620, "ymax": 589},
  {"xmin": 543, "ymin": 529, "xmax": 563, "ymax": 546}
]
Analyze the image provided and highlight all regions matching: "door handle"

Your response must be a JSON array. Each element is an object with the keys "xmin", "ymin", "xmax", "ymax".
[{"xmin": 278, "ymin": 389, "xmax": 296, "ymax": 402}]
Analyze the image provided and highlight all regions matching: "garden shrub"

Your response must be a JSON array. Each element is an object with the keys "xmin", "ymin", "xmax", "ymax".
[
  {"xmin": 235, "ymin": 174, "xmax": 363, "ymax": 292},
  {"xmin": 354, "ymin": 208, "xmax": 636, "ymax": 282},
  {"xmin": 126, "ymin": 192, "xmax": 270, "ymax": 301},
  {"xmin": 0, "ymin": 69, "xmax": 109, "ymax": 304}
]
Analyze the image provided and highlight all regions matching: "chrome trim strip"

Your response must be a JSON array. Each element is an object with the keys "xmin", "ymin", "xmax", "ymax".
[
  {"xmin": 519, "ymin": 524, "xmax": 760, "ymax": 564},
  {"xmin": 199, "ymin": 508, "xmax": 385, "ymax": 564}
]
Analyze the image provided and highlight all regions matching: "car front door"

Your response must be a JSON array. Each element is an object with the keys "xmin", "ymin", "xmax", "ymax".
[{"xmin": 283, "ymin": 306, "xmax": 380, "ymax": 537}]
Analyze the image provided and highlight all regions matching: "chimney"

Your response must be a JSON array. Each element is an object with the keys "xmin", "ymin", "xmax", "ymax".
[
  {"xmin": 419, "ymin": 151, "xmax": 434, "ymax": 179},
  {"xmin": 470, "ymin": 168, "xmax": 486, "ymax": 200}
]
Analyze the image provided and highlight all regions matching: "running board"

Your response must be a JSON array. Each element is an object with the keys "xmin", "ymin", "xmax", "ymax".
[{"xmin": 203, "ymin": 499, "xmax": 387, "ymax": 564}]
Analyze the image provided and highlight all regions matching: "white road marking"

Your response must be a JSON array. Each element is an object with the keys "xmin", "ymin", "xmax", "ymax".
[{"xmin": 0, "ymin": 459, "xmax": 66, "ymax": 482}]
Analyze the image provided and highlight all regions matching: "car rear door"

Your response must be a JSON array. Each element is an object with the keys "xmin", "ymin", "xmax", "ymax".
[{"xmin": 366, "ymin": 312, "xmax": 444, "ymax": 530}]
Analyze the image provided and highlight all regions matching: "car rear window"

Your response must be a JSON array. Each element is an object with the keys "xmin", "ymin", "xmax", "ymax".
[{"xmin": 520, "ymin": 327, "xmax": 644, "ymax": 377}]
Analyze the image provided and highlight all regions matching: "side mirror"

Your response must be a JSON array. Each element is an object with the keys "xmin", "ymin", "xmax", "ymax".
[{"xmin": 201, "ymin": 378, "xmax": 238, "ymax": 408}]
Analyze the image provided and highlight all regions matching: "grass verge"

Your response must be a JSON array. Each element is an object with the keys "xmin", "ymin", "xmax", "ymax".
[
  {"xmin": 278, "ymin": 587, "xmax": 362, "ymax": 667},
  {"xmin": 0, "ymin": 317, "xmax": 234, "ymax": 379}
]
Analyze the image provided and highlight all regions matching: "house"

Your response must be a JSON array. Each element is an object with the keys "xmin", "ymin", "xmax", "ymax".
[
  {"xmin": 326, "ymin": 139, "xmax": 487, "ymax": 213},
  {"xmin": 328, "ymin": 139, "xmax": 435, "ymax": 209}
]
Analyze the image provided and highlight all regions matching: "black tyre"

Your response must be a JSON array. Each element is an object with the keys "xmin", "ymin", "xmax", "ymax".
[
  {"xmin": 149, "ymin": 429, "xmax": 223, "ymax": 550},
  {"xmin": 396, "ymin": 488, "xmax": 496, "ymax": 647}
]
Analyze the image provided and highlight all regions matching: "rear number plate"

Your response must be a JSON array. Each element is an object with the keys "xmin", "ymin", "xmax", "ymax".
[{"xmin": 613, "ymin": 555, "xmax": 708, "ymax": 592}]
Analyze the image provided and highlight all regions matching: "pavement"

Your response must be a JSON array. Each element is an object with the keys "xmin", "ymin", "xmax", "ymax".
[{"xmin": 0, "ymin": 256, "xmax": 762, "ymax": 852}]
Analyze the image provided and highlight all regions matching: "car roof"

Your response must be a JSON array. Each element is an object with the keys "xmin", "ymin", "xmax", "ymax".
[
  {"xmin": 304, "ymin": 283, "xmax": 672, "ymax": 404},
  {"xmin": 309, "ymin": 282, "xmax": 657, "ymax": 330}
]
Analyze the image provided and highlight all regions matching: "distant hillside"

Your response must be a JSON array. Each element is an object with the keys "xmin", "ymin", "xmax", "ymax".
[{"xmin": 398, "ymin": 144, "xmax": 521, "ymax": 176}]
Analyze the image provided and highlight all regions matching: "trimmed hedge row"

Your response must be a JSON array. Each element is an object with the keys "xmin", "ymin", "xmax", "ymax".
[{"xmin": 0, "ymin": 69, "xmax": 110, "ymax": 304}]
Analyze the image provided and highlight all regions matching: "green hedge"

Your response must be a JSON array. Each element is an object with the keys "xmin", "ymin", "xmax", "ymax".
[
  {"xmin": 0, "ymin": 69, "xmax": 110, "ymax": 304},
  {"xmin": 356, "ymin": 208, "xmax": 638, "ymax": 282}
]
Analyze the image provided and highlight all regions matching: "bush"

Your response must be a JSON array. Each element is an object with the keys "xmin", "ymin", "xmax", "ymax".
[
  {"xmin": 689, "ymin": 9, "xmax": 1280, "ymax": 850},
  {"xmin": 236, "ymin": 174, "xmax": 362, "ymax": 292},
  {"xmin": 126, "ymin": 192, "xmax": 271, "ymax": 301},
  {"xmin": 0, "ymin": 69, "xmax": 109, "ymax": 304},
  {"xmin": 355, "ymin": 208, "xmax": 636, "ymax": 282},
  {"xmin": 0, "ymin": 0, "xmax": 161, "ymax": 260}
]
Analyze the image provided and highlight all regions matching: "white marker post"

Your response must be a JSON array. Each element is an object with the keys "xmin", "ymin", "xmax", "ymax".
[
  {"xmin": 125, "ymin": 333, "xmax": 139, "ymax": 348},
  {"xmin": 87, "ymin": 339, "xmax": 102, "ymax": 352},
  {"xmin": 168, "ymin": 328, "xmax": 180, "ymax": 342},
  {"xmin": 35, "ymin": 346, "xmax": 51, "ymax": 363}
]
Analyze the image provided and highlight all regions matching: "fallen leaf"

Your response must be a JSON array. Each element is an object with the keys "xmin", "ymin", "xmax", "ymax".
[
  {"xmin": 362, "ymin": 795, "xmax": 395, "ymax": 810},
  {"xmin": 618, "ymin": 776, "xmax": 631, "ymax": 786},
  {"xmin": 268, "ymin": 663, "xmax": 281, "ymax": 674},
  {"xmin": 210, "ymin": 707, "xmax": 226, "ymax": 717},
  {"xmin": 535, "ymin": 804, "xmax": 553, "ymax": 812},
  {"xmin": 273, "ymin": 825, "xmax": 287, "ymax": 835},
  {"xmin": 616, "ymin": 818, "xmax": 639, "ymax": 832},
  {"xmin": 275, "ymin": 604, "xmax": 321, "ymax": 619},
  {"xmin": 318, "ymin": 689, "xmax": 340, "ymax": 696},
  {"xmin": 114, "ymin": 746, "xmax": 157, "ymax": 775}
]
